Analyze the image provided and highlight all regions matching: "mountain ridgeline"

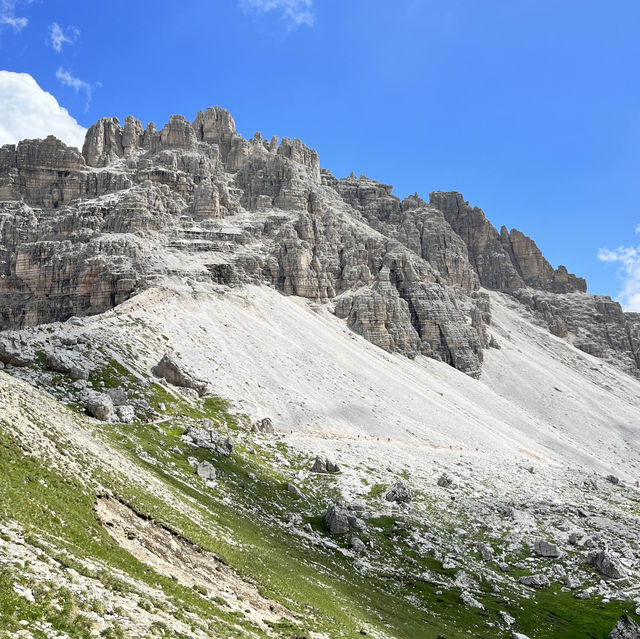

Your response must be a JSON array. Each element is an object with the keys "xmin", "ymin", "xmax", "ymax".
[{"xmin": 0, "ymin": 107, "xmax": 637, "ymax": 377}]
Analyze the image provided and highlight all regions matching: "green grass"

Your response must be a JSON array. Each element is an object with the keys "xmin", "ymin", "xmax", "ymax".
[{"xmin": 1, "ymin": 372, "xmax": 637, "ymax": 639}]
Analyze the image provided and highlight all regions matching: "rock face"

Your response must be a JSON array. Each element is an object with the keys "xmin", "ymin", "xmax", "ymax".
[
  {"xmin": 429, "ymin": 191, "xmax": 586, "ymax": 294},
  {"xmin": 428, "ymin": 190, "xmax": 640, "ymax": 377},
  {"xmin": 1, "ymin": 106, "xmax": 639, "ymax": 379}
]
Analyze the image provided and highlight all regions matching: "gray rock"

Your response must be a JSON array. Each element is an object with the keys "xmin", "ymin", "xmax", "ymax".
[
  {"xmin": 0, "ymin": 333, "xmax": 34, "ymax": 366},
  {"xmin": 609, "ymin": 615, "xmax": 640, "ymax": 639},
  {"xmin": 566, "ymin": 575, "xmax": 581, "ymax": 590},
  {"xmin": 533, "ymin": 538, "xmax": 563, "ymax": 558},
  {"xmin": 350, "ymin": 536, "xmax": 366, "ymax": 553},
  {"xmin": 323, "ymin": 503, "xmax": 366, "ymax": 536},
  {"xmin": 324, "ymin": 503, "xmax": 351, "ymax": 535},
  {"xmin": 460, "ymin": 591, "xmax": 484, "ymax": 610},
  {"xmin": 518, "ymin": 574, "xmax": 550, "ymax": 589},
  {"xmin": 550, "ymin": 564, "xmax": 567, "ymax": 581},
  {"xmin": 477, "ymin": 542, "xmax": 494, "ymax": 562},
  {"xmin": 152, "ymin": 352, "xmax": 208, "ymax": 396},
  {"xmin": 587, "ymin": 550, "xmax": 626, "ymax": 579},
  {"xmin": 106, "ymin": 387, "xmax": 128, "ymax": 406},
  {"xmin": 196, "ymin": 461, "xmax": 216, "ymax": 481},
  {"xmin": 454, "ymin": 570, "xmax": 478, "ymax": 591},
  {"xmin": 85, "ymin": 393, "xmax": 115, "ymax": 422},
  {"xmin": 607, "ymin": 474, "xmax": 620, "ymax": 485},
  {"xmin": 44, "ymin": 349, "xmax": 89, "ymax": 379},
  {"xmin": 437, "ymin": 473, "xmax": 455, "ymax": 489},
  {"xmin": 182, "ymin": 423, "xmax": 234, "ymax": 456},
  {"xmin": 115, "ymin": 405, "xmax": 135, "ymax": 423},
  {"xmin": 385, "ymin": 481, "xmax": 413, "ymax": 504},
  {"xmin": 310, "ymin": 456, "xmax": 340, "ymax": 473},
  {"xmin": 287, "ymin": 483, "xmax": 303, "ymax": 499},
  {"xmin": 499, "ymin": 611, "xmax": 515, "ymax": 626},
  {"xmin": 251, "ymin": 417, "xmax": 275, "ymax": 434},
  {"xmin": 349, "ymin": 499, "xmax": 367, "ymax": 512}
]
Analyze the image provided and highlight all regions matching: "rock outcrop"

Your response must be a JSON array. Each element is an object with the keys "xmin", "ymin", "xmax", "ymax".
[
  {"xmin": 1, "ymin": 105, "xmax": 638, "ymax": 379},
  {"xmin": 183, "ymin": 421, "xmax": 234, "ymax": 456},
  {"xmin": 152, "ymin": 352, "xmax": 208, "ymax": 396}
]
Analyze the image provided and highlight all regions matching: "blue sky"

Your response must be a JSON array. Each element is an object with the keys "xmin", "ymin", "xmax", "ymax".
[{"xmin": 1, "ymin": 0, "xmax": 640, "ymax": 305}]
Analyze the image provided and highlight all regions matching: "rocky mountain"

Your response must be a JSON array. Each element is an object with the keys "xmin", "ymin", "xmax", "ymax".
[
  {"xmin": 1, "ymin": 106, "xmax": 638, "ymax": 379},
  {"xmin": 1, "ymin": 107, "xmax": 640, "ymax": 639}
]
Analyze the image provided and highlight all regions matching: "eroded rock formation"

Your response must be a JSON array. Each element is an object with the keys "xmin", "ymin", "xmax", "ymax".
[{"xmin": 0, "ymin": 106, "xmax": 637, "ymax": 378}]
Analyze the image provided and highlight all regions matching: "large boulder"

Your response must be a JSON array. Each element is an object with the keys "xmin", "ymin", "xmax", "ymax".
[
  {"xmin": 323, "ymin": 503, "xmax": 366, "ymax": 536},
  {"xmin": 45, "ymin": 349, "xmax": 89, "ymax": 379},
  {"xmin": 437, "ymin": 473, "xmax": 456, "ymax": 488},
  {"xmin": 460, "ymin": 591, "xmax": 484, "ymax": 610},
  {"xmin": 477, "ymin": 542, "xmax": 494, "ymax": 562},
  {"xmin": 152, "ymin": 352, "xmax": 208, "ymax": 396},
  {"xmin": 518, "ymin": 574, "xmax": 550, "ymax": 589},
  {"xmin": 287, "ymin": 483, "xmax": 303, "ymax": 499},
  {"xmin": 115, "ymin": 405, "xmax": 135, "ymax": 423},
  {"xmin": 310, "ymin": 456, "xmax": 340, "ymax": 474},
  {"xmin": 0, "ymin": 333, "xmax": 34, "ymax": 367},
  {"xmin": 533, "ymin": 538, "xmax": 563, "ymax": 558},
  {"xmin": 85, "ymin": 392, "xmax": 115, "ymax": 422},
  {"xmin": 196, "ymin": 460, "xmax": 216, "ymax": 481},
  {"xmin": 609, "ymin": 615, "xmax": 640, "ymax": 639},
  {"xmin": 251, "ymin": 417, "xmax": 275, "ymax": 434},
  {"xmin": 385, "ymin": 481, "xmax": 413, "ymax": 504},
  {"xmin": 106, "ymin": 387, "xmax": 128, "ymax": 406},
  {"xmin": 587, "ymin": 550, "xmax": 626, "ymax": 579}
]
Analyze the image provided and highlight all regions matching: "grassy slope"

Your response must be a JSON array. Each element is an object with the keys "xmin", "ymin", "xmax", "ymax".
[{"xmin": 0, "ymin": 369, "xmax": 636, "ymax": 639}]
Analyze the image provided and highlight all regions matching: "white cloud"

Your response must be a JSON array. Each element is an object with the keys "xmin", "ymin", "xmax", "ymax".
[
  {"xmin": 598, "ymin": 228, "xmax": 640, "ymax": 312},
  {"xmin": 49, "ymin": 22, "xmax": 80, "ymax": 53},
  {"xmin": 0, "ymin": 1, "xmax": 28, "ymax": 32},
  {"xmin": 55, "ymin": 66, "xmax": 92, "ymax": 110},
  {"xmin": 0, "ymin": 70, "xmax": 87, "ymax": 149},
  {"xmin": 240, "ymin": 0, "xmax": 314, "ymax": 27}
]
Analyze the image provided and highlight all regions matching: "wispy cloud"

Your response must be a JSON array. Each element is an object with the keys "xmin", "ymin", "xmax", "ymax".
[
  {"xmin": 240, "ymin": 0, "xmax": 315, "ymax": 28},
  {"xmin": 0, "ymin": 0, "xmax": 28, "ymax": 33},
  {"xmin": 56, "ymin": 67, "xmax": 92, "ymax": 110},
  {"xmin": 598, "ymin": 228, "xmax": 640, "ymax": 312},
  {"xmin": 49, "ymin": 22, "xmax": 80, "ymax": 53}
]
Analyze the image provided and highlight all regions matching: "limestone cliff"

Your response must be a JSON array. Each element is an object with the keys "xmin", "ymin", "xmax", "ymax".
[{"xmin": 0, "ymin": 107, "xmax": 636, "ymax": 377}]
